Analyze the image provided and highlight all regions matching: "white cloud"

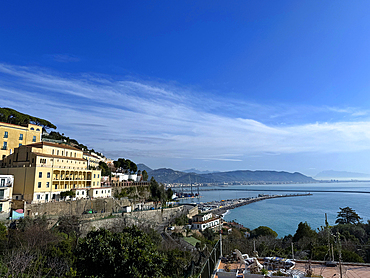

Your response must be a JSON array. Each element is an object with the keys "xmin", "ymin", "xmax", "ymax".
[{"xmin": 1, "ymin": 63, "xmax": 370, "ymax": 163}]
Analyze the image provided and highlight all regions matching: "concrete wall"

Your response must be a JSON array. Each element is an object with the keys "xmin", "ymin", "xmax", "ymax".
[{"xmin": 24, "ymin": 198, "xmax": 131, "ymax": 217}]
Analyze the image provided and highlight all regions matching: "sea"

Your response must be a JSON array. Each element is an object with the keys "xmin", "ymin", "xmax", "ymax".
[{"xmin": 178, "ymin": 182, "xmax": 370, "ymax": 238}]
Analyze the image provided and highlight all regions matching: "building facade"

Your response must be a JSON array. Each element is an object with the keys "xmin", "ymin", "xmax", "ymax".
[
  {"xmin": 191, "ymin": 212, "xmax": 221, "ymax": 231},
  {"xmin": 0, "ymin": 175, "xmax": 13, "ymax": 213},
  {"xmin": 0, "ymin": 142, "xmax": 101, "ymax": 203},
  {"xmin": 0, "ymin": 122, "xmax": 42, "ymax": 159}
]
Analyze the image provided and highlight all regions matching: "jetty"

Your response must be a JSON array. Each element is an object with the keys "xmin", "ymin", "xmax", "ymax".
[{"xmin": 199, "ymin": 193, "xmax": 312, "ymax": 215}]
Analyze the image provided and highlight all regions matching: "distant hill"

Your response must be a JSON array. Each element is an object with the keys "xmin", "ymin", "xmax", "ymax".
[
  {"xmin": 182, "ymin": 168, "xmax": 215, "ymax": 174},
  {"xmin": 316, "ymin": 170, "xmax": 370, "ymax": 180},
  {"xmin": 137, "ymin": 163, "xmax": 153, "ymax": 173},
  {"xmin": 200, "ymin": 170, "xmax": 315, "ymax": 183},
  {"xmin": 147, "ymin": 168, "xmax": 315, "ymax": 184}
]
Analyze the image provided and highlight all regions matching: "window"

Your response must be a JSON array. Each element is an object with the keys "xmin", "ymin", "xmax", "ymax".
[
  {"xmin": 46, "ymin": 182, "xmax": 49, "ymax": 188},
  {"xmin": 2, "ymin": 142, "xmax": 7, "ymax": 150},
  {"xmin": 66, "ymin": 151, "xmax": 68, "ymax": 156},
  {"xmin": 93, "ymin": 182, "xmax": 95, "ymax": 186},
  {"xmin": 3, "ymin": 131, "xmax": 8, "ymax": 138},
  {"xmin": 55, "ymin": 185, "xmax": 57, "ymax": 189},
  {"xmin": 47, "ymin": 172, "xmax": 50, "ymax": 178},
  {"xmin": 0, "ymin": 179, "xmax": 4, "ymax": 186},
  {"xmin": 19, "ymin": 134, "xmax": 23, "ymax": 140},
  {"xmin": 32, "ymin": 136, "xmax": 36, "ymax": 142},
  {"xmin": 108, "ymin": 190, "xmax": 110, "ymax": 193},
  {"xmin": 52, "ymin": 149, "xmax": 55, "ymax": 155},
  {"xmin": 39, "ymin": 172, "xmax": 42, "ymax": 178},
  {"xmin": 95, "ymin": 190, "xmax": 98, "ymax": 195},
  {"xmin": 57, "ymin": 150, "xmax": 59, "ymax": 155},
  {"xmin": 30, "ymin": 127, "xmax": 34, "ymax": 130},
  {"xmin": 82, "ymin": 191, "xmax": 85, "ymax": 195},
  {"xmin": 37, "ymin": 194, "xmax": 40, "ymax": 199},
  {"xmin": 19, "ymin": 143, "xmax": 22, "ymax": 147},
  {"xmin": 77, "ymin": 191, "xmax": 79, "ymax": 195},
  {"xmin": 98, "ymin": 174, "xmax": 100, "ymax": 178},
  {"xmin": 36, "ymin": 128, "xmax": 40, "ymax": 131},
  {"xmin": 94, "ymin": 174, "xmax": 96, "ymax": 178},
  {"xmin": 38, "ymin": 182, "xmax": 41, "ymax": 188},
  {"xmin": 65, "ymin": 184, "xmax": 67, "ymax": 189},
  {"xmin": 32, "ymin": 158, "xmax": 34, "ymax": 163}
]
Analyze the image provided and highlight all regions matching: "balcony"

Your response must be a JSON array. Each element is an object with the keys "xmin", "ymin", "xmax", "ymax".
[{"xmin": 1, "ymin": 147, "xmax": 7, "ymax": 150}]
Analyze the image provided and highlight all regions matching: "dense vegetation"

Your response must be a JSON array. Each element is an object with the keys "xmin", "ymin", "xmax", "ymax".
[
  {"xmin": 113, "ymin": 158, "xmax": 137, "ymax": 173},
  {"xmin": 1, "ymin": 206, "xmax": 369, "ymax": 277},
  {"xmin": 0, "ymin": 217, "xmax": 200, "ymax": 278},
  {"xmin": 0, "ymin": 107, "xmax": 56, "ymax": 130}
]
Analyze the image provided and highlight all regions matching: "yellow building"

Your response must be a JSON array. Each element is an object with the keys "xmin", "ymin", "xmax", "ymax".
[
  {"xmin": 83, "ymin": 152, "xmax": 101, "ymax": 169},
  {"xmin": 0, "ymin": 122, "xmax": 42, "ymax": 159},
  {"xmin": 0, "ymin": 142, "xmax": 101, "ymax": 203}
]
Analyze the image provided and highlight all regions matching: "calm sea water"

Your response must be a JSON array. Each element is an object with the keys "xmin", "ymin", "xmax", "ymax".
[{"xmin": 179, "ymin": 182, "xmax": 370, "ymax": 237}]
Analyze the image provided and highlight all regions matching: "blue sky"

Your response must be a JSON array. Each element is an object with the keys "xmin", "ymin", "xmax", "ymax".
[{"xmin": 1, "ymin": 1, "xmax": 370, "ymax": 176}]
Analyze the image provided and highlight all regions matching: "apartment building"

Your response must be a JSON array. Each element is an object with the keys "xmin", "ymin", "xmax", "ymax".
[
  {"xmin": 83, "ymin": 152, "xmax": 101, "ymax": 169},
  {"xmin": 0, "ymin": 175, "xmax": 13, "ymax": 213},
  {"xmin": 0, "ymin": 122, "xmax": 42, "ymax": 159},
  {"xmin": 0, "ymin": 142, "xmax": 101, "ymax": 203}
]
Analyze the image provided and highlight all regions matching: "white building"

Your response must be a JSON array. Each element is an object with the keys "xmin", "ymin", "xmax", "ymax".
[
  {"xmin": 113, "ymin": 170, "xmax": 142, "ymax": 182},
  {"xmin": 88, "ymin": 187, "xmax": 112, "ymax": 198},
  {"xmin": 0, "ymin": 175, "xmax": 13, "ymax": 213},
  {"xmin": 72, "ymin": 188, "xmax": 88, "ymax": 199},
  {"xmin": 191, "ymin": 212, "xmax": 222, "ymax": 231}
]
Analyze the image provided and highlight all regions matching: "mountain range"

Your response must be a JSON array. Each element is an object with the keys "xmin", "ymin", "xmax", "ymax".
[
  {"xmin": 137, "ymin": 164, "xmax": 315, "ymax": 184},
  {"xmin": 315, "ymin": 170, "xmax": 370, "ymax": 180}
]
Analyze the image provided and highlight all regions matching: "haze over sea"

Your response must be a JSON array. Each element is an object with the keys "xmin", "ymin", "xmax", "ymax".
[{"xmin": 189, "ymin": 182, "xmax": 370, "ymax": 237}]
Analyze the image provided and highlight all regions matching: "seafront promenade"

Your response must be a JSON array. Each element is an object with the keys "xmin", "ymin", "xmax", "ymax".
[{"xmin": 199, "ymin": 193, "xmax": 312, "ymax": 215}]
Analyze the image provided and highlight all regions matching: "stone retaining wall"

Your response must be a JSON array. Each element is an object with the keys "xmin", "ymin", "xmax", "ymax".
[
  {"xmin": 24, "ymin": 198, "xmax": 131, "ymax": 217},
  {"xmin": 80, "ymin": 204, "xmax": 198, "ymax": 235}
]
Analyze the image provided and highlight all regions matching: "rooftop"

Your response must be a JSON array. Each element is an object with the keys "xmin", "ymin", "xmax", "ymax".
[{"xmin": 215, "ymin": 259, "xmax": 370, "ymax": 278}]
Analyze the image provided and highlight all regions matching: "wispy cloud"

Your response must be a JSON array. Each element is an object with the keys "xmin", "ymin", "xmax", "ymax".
[
  {"xmin": 1, "ymin": 63, "xmax": 370, "ymax": 164},
  {"xmin": 45, "ymin": 54, "xmax": 81, "ymax": 63}
]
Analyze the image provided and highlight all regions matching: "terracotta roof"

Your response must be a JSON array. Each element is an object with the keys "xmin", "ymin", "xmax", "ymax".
[
  {"xmin": 26, "ymin": 142, "xmax": 81, "ymax": 151},
  {"xmin": 192, "ymin": 217, "xmax": 221, "ymax": 225},
  {"xmin": 33, "ymin": 152, "xmax": 87, "ymax": 161},
  {"xmin": 0, "ymin": 121, "xmax": 42, "ymax": 129}
]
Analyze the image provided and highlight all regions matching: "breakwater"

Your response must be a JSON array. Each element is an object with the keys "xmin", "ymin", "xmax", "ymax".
[
  {"xmin": 200, "ymin": 188, "xmax": 370, "ymax": 194},
  {"xmin": 200, "ymin": 193, "xmax": 312, "ymax": 215}
]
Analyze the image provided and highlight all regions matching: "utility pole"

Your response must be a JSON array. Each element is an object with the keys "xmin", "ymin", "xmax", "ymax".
[
  {"xmin": 291, "ymin": 242, "xmax": 294, "ymax": 260},
  {"xmin": 336, "ymin": 232, "xmax": 343, "ymax": 278}
]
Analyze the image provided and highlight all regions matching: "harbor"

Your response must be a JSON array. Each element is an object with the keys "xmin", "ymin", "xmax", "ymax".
[{"xmin": 198, "ymin": 193, "xmax": 312, "ymax": 215}]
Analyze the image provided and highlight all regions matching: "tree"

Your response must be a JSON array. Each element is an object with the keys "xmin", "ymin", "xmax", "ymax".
[
  {"xmin": 0, "ymin": 107, "xmax": 57, "ymax": 129},
  {"xmin": 60, "ymin": 190, "xmax": 75, "ymax": 200},
  {"xmin": 142, "ymin": 170, "xmax": 149, "ymax": 181},
  {"xmin": 293, "ymin": 222, "xmax": 317, "ymax": 242},
  {"xmin": 251, "ymin": 226, "xmax": 278, "ymax": 238},
  {"xmin": 336, "ymin": 207, "xmax": 362, "ymax": 225},
  {"xmin": 75, "ymin": 227, "xmax": 166, "ymax": 278},
  {"xmin": 99, "ymin": 161, "xmax": 111, "ymax": 176}
]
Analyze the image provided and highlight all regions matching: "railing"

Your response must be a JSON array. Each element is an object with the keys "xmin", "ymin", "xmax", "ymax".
[
  {"xmin": 1, "ymin": 147, "xmax": 7, "ymax": 150},
  {"xmin": 197, "ymin": 239, "xmax": 221, "ymax": 278}
]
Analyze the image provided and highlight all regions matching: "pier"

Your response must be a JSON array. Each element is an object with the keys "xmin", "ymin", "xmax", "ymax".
[{"xmin": 199, "ymin": 193, "xmax": 312, "ymax": 215}]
